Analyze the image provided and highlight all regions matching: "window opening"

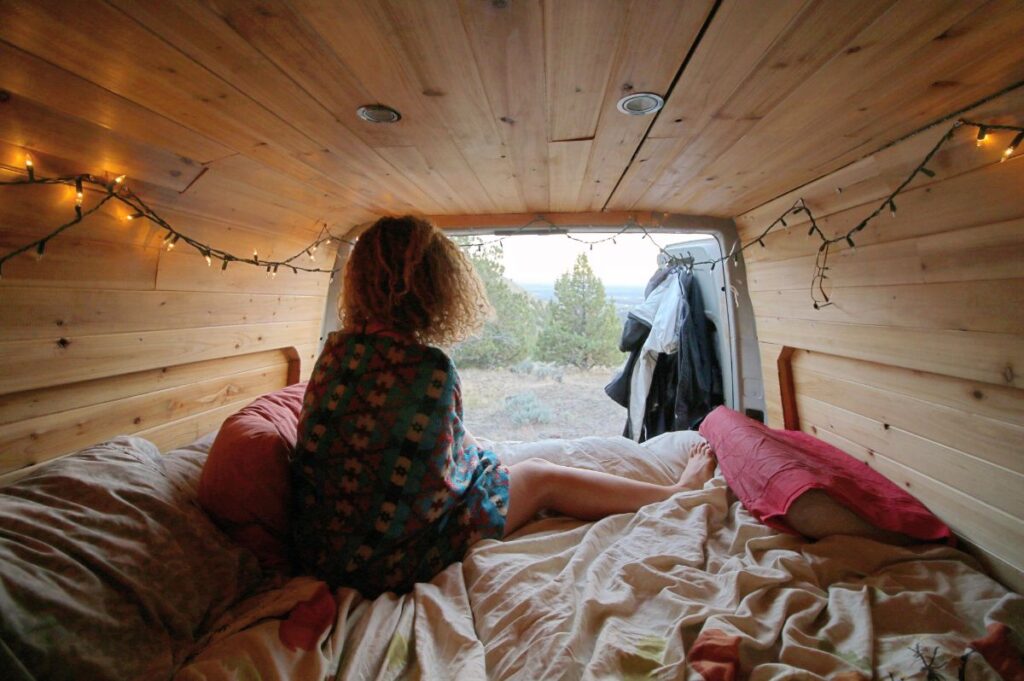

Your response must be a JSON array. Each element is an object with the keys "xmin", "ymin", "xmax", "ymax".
[{"xmin": 449, "ymin": 231, "xmax": 725, "ymax": 442}]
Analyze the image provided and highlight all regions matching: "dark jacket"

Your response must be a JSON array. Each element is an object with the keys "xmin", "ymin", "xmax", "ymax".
[{"xmin": 605, "ymin": 267, "xmax": 723, "ymax": 441}]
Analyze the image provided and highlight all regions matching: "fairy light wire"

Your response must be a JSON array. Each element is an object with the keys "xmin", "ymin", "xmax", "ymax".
[
  {"xmin": 0, "ymin": 169, "xmax": 352, "ymax": 278},
  {"xmin": 1, "ymin": 116, "xmax": 1021, "ymax": 304}
]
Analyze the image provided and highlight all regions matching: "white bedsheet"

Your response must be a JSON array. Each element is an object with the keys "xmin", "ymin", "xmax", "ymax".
[{"xmin": 176, "ymin": 432, "xmax": 1021, "ymax": 680}]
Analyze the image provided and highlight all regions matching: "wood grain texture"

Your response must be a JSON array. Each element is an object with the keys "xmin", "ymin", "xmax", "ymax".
[
  {"xmin": 0, "ymin": 287, "xmax": 325, "ymax": 340},
  {"xmin": 0, "ymin": 321, "xmax": 321, "ymax": 395},
  {"xmin": 2, "ymin": 0, "xmax": 1018, "ymax": 224},
  {"xmin": 0, "ymin": 349, "xmax": 294, "ymax": 425},
  {"xmin": 0, "ymin": 363, "xmax": 289, "ymax": 473},
  {"xmin": 794, "ymin": 381, "xmax": 1024, "ymax": 513},
  {"xmin": 802, "ymin": 413, "xmax": 1024, "ymax": 593},
  {"xmin": 741, "ymin": 86, "xmax": 1024, "ymax": 592}
]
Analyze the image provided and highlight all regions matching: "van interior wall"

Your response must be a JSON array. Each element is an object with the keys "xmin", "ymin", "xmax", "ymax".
[
  {"xmin": 0, "ymin": 151, "xmax": 331, "ymax": 484},
  {"xmin": 735, "ymin": 88, "xmax": 1024, "ymax": 592}
]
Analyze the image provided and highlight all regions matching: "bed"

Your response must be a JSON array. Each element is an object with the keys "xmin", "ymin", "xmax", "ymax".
[{"xmin": 1, "ymin": 420, "xmax": 1021, "ymax": 679}]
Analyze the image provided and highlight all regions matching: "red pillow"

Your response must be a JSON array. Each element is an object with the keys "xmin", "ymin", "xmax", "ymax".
[
  {"xmin": 698, "ymin": 406, "xmax": 953, "ymax": 543},
  {"xmin": 198, "ymin": 382, "xmax": 307, "ymax": 569}
]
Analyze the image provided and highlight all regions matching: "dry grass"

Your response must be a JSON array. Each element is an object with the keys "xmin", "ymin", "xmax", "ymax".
[{"xmin": 459, "ymin": 366, "xmax": 627, "ymax": 441}]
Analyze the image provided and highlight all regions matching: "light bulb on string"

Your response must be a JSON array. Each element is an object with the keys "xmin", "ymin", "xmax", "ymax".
[
  {"xmin": 25, "ymin": 154, "xmax": 34, "ymax": 180},
  {"xmin": 166, "ymin": 234, "xmax": 179, "ymax": 251},
  {"xmin": 74, "ymin": 178, "xmax": 83, "ymax": 208},
  {"xmin": 1001, "ymin": 132, "xmax": 1024, "ymax": 162},
  {"xmin": 204, "ymin": 251, "xmax": 212, "ymax": 267},
  {"xmin": 106, "ymin": 174, "xmax": 126, "ymax": 193},
  {"xmin": 125, "ymin": 212, "xmax": 144, "ymax": 221},
  {"xmin": 976, "ymin": 126, "xmax": 988, "ymax": 147}
]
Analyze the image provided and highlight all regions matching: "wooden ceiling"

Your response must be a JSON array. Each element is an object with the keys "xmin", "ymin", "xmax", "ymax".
[{"xmin": 1, "ymin": 0, "xmax": 1022, "ymax": 241}]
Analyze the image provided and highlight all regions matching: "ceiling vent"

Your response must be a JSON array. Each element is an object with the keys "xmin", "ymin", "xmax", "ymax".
[{"xmin": 616, "ymin": 93, "xmax": 665, "ymax": 116}]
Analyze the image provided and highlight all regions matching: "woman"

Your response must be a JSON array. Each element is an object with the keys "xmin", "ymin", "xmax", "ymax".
[{"xmin": 290, "ymin": 216, "xmax": 715, "ymax": 596}]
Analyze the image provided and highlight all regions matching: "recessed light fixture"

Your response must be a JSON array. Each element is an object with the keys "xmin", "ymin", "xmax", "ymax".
[
  {"xmin": 616, "ymin": 92, "xmax": 665, "ymax": 116},
  {"xmin": 356, "ymin": 104, "xmax": 402, "ymax": 123}
]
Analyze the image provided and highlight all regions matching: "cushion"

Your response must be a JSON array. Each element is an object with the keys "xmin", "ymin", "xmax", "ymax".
[
  {"xmin": 198, "ymin": 382, "xmax": 307, "ymax": 570},
  {"xmin": 698, "ymin": 406, "xmax": 953, "ymax": 543},
  {"xmin": 0, "ymin": 436, "xmax": 261, "ymax": 681}
]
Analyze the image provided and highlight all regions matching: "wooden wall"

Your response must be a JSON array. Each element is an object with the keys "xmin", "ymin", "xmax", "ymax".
[
  {"xmin": 735, "ymin": 89, "xmax": 1024, "ymax": 592},
  {"xmin": 0, "ymin": 156, "xmax": 330, "ymax": 483}
]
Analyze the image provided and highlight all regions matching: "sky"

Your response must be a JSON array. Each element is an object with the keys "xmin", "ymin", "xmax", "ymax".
[{"xmin": 497, "ymin": 232, "xmax": 711, "ymax": 286}]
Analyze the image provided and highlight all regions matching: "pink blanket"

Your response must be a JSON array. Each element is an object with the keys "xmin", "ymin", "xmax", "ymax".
[{"xmin": 699, "ymin": 407, "xmax": 953, "ymax": 543}]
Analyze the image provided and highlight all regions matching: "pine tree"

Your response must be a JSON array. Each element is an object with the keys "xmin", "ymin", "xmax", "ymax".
[
  {"xmin": 450, "ymin": 239, "xmax": 540, "ymax": 368},
  {"xmin": 537, "ymin": 253, "xmax": 622, "ymax": 368}
]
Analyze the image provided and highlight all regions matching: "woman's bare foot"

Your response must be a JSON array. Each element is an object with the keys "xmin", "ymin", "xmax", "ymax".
[{"xmin": 674, "ymin": 441, "xmax": 716, "ymax": 492}]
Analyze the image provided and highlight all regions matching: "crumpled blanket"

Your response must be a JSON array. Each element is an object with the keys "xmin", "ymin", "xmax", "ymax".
[{"xmin": 176, "ymin": 432, "xmax": 1023, "ymax": 680}]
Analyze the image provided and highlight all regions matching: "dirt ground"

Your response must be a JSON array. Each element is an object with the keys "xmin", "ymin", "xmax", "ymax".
[{"xmin": 458, "ymin": 366, "xmax": 628, "ymax": 441}]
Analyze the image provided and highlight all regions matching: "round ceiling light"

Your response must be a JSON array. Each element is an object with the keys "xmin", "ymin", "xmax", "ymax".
[
  {"xmin": 356, "ymin": 104, "xmax": 402, "ymax": 123},
  {"xmin": 615, "ymin": 92, "xmax": 665, "ymax": 116}
]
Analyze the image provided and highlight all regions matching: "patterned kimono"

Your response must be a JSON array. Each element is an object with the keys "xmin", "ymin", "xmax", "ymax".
[{"xmin": 290, "ymin": 331, "xmax": 509, "ymax": 596}]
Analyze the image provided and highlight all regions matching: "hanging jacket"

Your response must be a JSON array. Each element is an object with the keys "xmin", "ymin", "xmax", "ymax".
[{"xmin": 605, "ymin": 267, "xmax": 723, "ymax": 441}]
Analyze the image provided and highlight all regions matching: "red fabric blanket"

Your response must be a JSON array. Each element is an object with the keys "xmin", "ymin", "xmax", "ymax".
[{"xmin": 698, "ymin": 407, "xmax": 952, "ymax": 543}]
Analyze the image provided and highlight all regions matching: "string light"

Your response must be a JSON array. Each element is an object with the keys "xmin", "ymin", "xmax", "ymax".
[
  {"xmin": 1, "ymin": 117, "xmax": 1021, "ymax": 303},
  {"xmin": 1001, "ymin": 131, "xmax": 1024, "ymax": 162},
  {"xmin": 106, "ymin": 174, "xmax": 126, "ymax": 193}
]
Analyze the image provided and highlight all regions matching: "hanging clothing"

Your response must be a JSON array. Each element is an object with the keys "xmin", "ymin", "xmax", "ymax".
[{"xmin": 605, "ymin": 267, "xmax": 723, "ymax": 442}]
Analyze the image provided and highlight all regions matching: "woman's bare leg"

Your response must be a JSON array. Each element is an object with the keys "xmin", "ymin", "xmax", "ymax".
[{"xmin": 504, "ymin": 443, "xmax": 715, "ymax": 534}]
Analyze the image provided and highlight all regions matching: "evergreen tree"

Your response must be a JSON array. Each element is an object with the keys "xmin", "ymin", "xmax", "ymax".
[
  {"xmin": 537, "ymin": 253, "xmax": 621, "ymax": 368},
  {"xmin": 450, "ymin": 239, "xmax": 540, "ymax": 368}
]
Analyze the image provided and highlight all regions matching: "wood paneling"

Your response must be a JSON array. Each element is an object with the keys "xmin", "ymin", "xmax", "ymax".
[
  {"xmin": 0, "ymin": 321, "xmax": 320, "ymax": 395},
  {"xmin": 801, "ymin": 408, "xmax": 1024, "ymax": 590},
  {"xmin": 2, "ymin": 1, "xmax": 1018, "ymax": 222},
  {"xmin": 609, "ymin": 0, "xmax": 1024, "ymax": 216},
  {"xmin": 740, "ymin": 89, "xmax": 1024, "ymax": 592},
  {"xmin": 0, "ymin": 350, "xmax": 291, "ymax": 424},
  {"xmin": 0, "ymin": 288, "xmax": 324, "ymax": 340},
  {"xmin": 0, "ymin": 363, "xmax": 289, "ymax": 473},
  {"xmin": 0, "ymin": 349, "xmax": 296, "ymax": 482}
]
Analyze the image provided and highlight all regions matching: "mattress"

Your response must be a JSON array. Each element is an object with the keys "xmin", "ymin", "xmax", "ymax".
[{"xmin": 173, "ymin": 431, "xmax": 1022, "ymax": 680}]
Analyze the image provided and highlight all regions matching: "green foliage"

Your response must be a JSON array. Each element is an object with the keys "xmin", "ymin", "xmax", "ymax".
[
  {"xmin": 450, "ymin": 239, "xmax": 541, "ymax": 368},
  {"xmin": 504, "ymin": 392, "xmax": 553, "ymax": 426},
  {"xmin": 537, "ymin": 253, "xmax": 622, "ymax": 368}
]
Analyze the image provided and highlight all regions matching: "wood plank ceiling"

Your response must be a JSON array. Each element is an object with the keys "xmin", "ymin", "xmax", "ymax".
[{"xmin": 1, "ymin": 0, "xmax": 1022, "ymax": 242}]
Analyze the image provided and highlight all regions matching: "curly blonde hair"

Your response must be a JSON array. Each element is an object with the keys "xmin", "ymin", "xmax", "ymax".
[{"xmin": 339, "ymin": 216, "xmax": 491, "ymax": 346}]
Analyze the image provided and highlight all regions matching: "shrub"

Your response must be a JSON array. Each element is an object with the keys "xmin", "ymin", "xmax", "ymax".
[{"xmin": 504, "ymin": 392, "xmax": 552, "ymax": 426}]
